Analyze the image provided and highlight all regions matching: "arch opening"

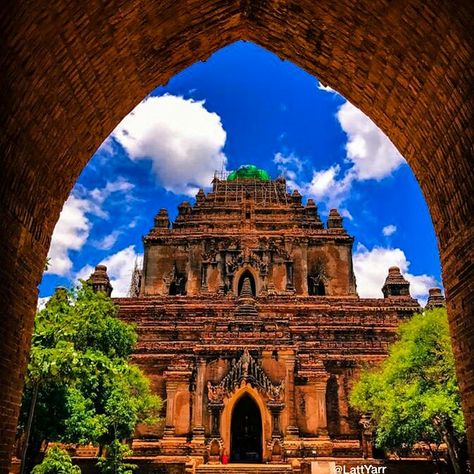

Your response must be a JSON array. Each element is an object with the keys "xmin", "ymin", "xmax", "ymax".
[
  {"xmin": 237, "ymin": 270, "xmax": 256, "ymax": 297},
  {"xmin": 230, "ymin": 393, "xmax": 262, "ymax": 463}
]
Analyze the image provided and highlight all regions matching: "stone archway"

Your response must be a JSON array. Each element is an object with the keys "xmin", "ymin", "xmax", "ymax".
[{"xmin": 1, "ymin": 1, "xmax": 473, "ymax": 470}]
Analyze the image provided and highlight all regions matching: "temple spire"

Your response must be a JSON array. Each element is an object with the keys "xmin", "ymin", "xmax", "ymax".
[
  {"xmin": 382, "ymin": 266, "xmax": 410, "ymax": 298},
  {"xmin": 87, "ymin": 265, "xmax": 113, "ymax": 297},
  {"xmin": 426, "ymin": 287, "xmax": 446, "ymax": 309}
]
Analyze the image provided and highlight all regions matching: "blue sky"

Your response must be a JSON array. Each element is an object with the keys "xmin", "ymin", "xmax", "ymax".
[{"xmin": 40, "ymin": 41, "xmax": 441, "ymax": 303}]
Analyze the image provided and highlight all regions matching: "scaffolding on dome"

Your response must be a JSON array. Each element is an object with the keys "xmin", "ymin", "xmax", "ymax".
[{"xmin": 212, "ymin": 170, "xmax": 289, "ymax": 205}]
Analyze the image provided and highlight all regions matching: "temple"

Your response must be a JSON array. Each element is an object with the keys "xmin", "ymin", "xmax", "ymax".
[{"xmin": 88, "ymin": 166, "xmax": 445, "ymax": 472}]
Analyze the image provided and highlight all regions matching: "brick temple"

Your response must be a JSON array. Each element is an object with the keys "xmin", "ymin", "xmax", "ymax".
[{"xmin": 89, "ymin": 166, "xmax": 444, "ymax": 471}]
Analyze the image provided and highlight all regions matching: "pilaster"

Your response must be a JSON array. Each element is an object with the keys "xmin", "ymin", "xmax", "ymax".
[
  {"xmin": 281, "ymin": 351, "xmax": 299, "ymax": 438},
  {"xmin": 192, "ymin": 357, "xmax": 207, "ymax": 442}
]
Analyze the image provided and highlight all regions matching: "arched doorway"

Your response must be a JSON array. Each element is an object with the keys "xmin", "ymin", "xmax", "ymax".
[
  {"xmin": 230, "ymin": 394, "xmax": 262, "ymax": 463},
  {"xmin": 237, "ymin": 270, "xmax": 256, "ymax": 297}
]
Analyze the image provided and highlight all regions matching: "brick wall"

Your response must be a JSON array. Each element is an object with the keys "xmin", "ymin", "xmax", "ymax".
[{"xmin": 0, "ymin": 1, "xmax": 472, "ymax": 472}]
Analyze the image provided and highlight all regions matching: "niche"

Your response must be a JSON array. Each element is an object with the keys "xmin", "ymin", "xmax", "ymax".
[
  {"xmin": 237, "ymin": 270, "xmax": 256, "ymax": 297},
  {"xmin": 168, "ymin": 263, "xmax": 187, "ymax": 295}
]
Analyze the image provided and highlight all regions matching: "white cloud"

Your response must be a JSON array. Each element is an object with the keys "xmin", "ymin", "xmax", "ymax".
[
  {"xmin": 96, "ymin": 137, "xmax": 114, "ymax": 156},
  {"xmin": 274, "ymin": 152, "xmax": 303, "ymax": 172},
  {"xmin": 275, "ymin": 154, "xmax": 353, "ymax": 213},
  {"xmin": 317, "ymin": 83, "xmax": 405, "ymax": 182},
  {"xmin": 47, "ymin": 179, "xmax": 134, "ymax": 276},
  {"xmin": 93, "ymin": 230, "xmax": 121, "ymax": 250},
  {"xmin": 340, "ymin": 208, "xmax": 353, "ymax": 221},
  {"xmin": 382, "ymin": 224, "xmax": 397, "ymax": 237},
  {"xmin": 89, "ymin": 178, "xmax": 134, "ymax": 206},
  {"xmin": 37, "ymin": 296, "xmax": 50, "ymax": 310},
  {"xmin": 273, "ymin": 152, "xmax": 304, "ymax": 189},
  {"xmin": 353, "ymin": 243, "xmax": 437, "ymax": 303},
  {"xmin": 76, "ymin": 246, "xmax": 142, "ymax": 297},
  {"xmin": 337, "ymin": 102, "xmax": 405, "ymax": 181},
  {"xmin": 273, "ymin": 101, "xmax": 406, "ymax": 214},
  {"xmin": 112, "ymin": 94, "xmax": 228, "ymax": 196},
  {"xmin": 317, "ymin": 81, "xmax": 337, "ymax": 94},
  {"xmin": 306, "ymin": 165, "xmax": 353, "ymax": 209},
  {"xmin": 47, "ymin": 195, "xmax": 93, "ymax": 275}
]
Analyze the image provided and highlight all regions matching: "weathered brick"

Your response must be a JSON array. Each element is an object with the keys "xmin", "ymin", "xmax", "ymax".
[{"xmin": 0, "ymin": 0, "xmax": 473, "ymax": 471}]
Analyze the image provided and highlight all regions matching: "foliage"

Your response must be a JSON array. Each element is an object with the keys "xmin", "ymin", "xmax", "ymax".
[
  {"xmin": 350, "ymin": 308, "xmax": 467, "ymax": 472},
  {"xmin": 96, "ymin": 440, "xmax": 137, "ymax": 474},
  {"xmin": 31, "ymin": 446, "xmax": 80, "ymax": 474},
  {"xmin": 20, "ymin": 282, "xmax": 162, "ymax": 470}
]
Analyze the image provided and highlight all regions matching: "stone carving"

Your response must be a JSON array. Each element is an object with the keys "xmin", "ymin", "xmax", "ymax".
[
  {"xmin": 207, "ymin": 381, "xmax": 226, "ymax": 403},
  {"xmin": 225, "ymin": 248, "xmax": 268, "ymax": 277},
  {"xmin": 359, "ymin": 413, "xmax": 373, "ymax": 431},
  {"xmin": 268, "ymin": 382, "xmax": 285, "ymax": 402},
  {"xmin": 207, "ymin": 349, "xmax": 284, "ymax": 402},
  {"xmin": 202, "ymin": 239, "xmax": 219, "ymax": 263}
]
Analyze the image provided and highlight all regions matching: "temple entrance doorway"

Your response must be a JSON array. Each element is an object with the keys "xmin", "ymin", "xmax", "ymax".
[{"xmin": 230, "ymin": 394, "xmax": 262, "ymax": 463}]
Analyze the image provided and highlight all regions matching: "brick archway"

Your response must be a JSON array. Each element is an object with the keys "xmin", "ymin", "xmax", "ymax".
[
  {"xmin": 221, "ymin": 384, "xmax": 271, "ymax": 462},
  {"xmin": 1, "ymin": 1, "xmax": 473, "ymax": 470}
]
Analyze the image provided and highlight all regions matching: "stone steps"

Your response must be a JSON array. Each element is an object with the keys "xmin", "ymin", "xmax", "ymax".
[{"xmin": 196, "ymin": 463, "xmax": 293, "ymax": 474}]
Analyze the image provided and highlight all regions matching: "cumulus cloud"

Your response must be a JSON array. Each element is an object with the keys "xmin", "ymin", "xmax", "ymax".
[
  {"xmin": 47, "ymin": 195, "xmax": 94, "ymax": 275},
  {"xmin": 76, "ymin": 246, "xmax": 142, "ymax": 297},
  {"xmin": 382, "ymin": 224, "xmax": 397, "ymax": 237},
  {"xmin": 273, "ymin": 101, "xmax": 406, "ymax": 213},
  {"xmin": 353, "ymin": 243, "xmax": 437, "ymax": 303},
  {"xmin": 112, "ymin": 94, "xmax": 228, "ymax": 196},
  {"xmin": 306, "ymin": 165, "xmax": 353, "ymax": 209},
  {"xmin": 274, "ymin": 153, "xmax": 352, "ymax": 213},
  {"xmin": 337, "ymin": 102, "xmax": 405, "ymax": 181},
  {"xmin": 47, "ymin": 179, "xmax": 134, "ymax": 276}
]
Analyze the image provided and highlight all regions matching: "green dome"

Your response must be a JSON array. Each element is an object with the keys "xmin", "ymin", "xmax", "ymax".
[{"xmin": 227, "ymin": 165, "xmax": 270, "ymax": 181}]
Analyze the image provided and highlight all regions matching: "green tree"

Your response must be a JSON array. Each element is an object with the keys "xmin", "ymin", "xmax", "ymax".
[
  {"xmin": 31, "ymin": 446, "xmax": 80, "ymax": 474},
  {"xmin": 96, "ymin": 440, "xmax": 136, "ymax": 474},
  {"xmin": 20, "ymin": 283, "xmax": 162, "ymax": 473},
  {"xmin": 350, "ymin": 308, "xmax": 467, "ymax": 474}
]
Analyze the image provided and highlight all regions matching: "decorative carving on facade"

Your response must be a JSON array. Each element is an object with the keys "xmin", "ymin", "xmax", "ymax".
[
  {"xmin": 202, "ymin": 239, "xmax": 219, "ymax": 263},
  {"xmin": 359, "ymin": 413, "xmax": 373, "ymax": 431},
  {"xmin": 207, "ymin": 381, "xmax": 226, "ymax": 403},
  {"xmin": 207, "ymin": 349, "xmax": 284, "ymax": 403},
  {"xmin": 225, "ymin": 249, "xmax": 267, "ymax": 276},
  {"xmin": 359, "ymin": 412, "xmax": 374, "ymax": 459}
]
